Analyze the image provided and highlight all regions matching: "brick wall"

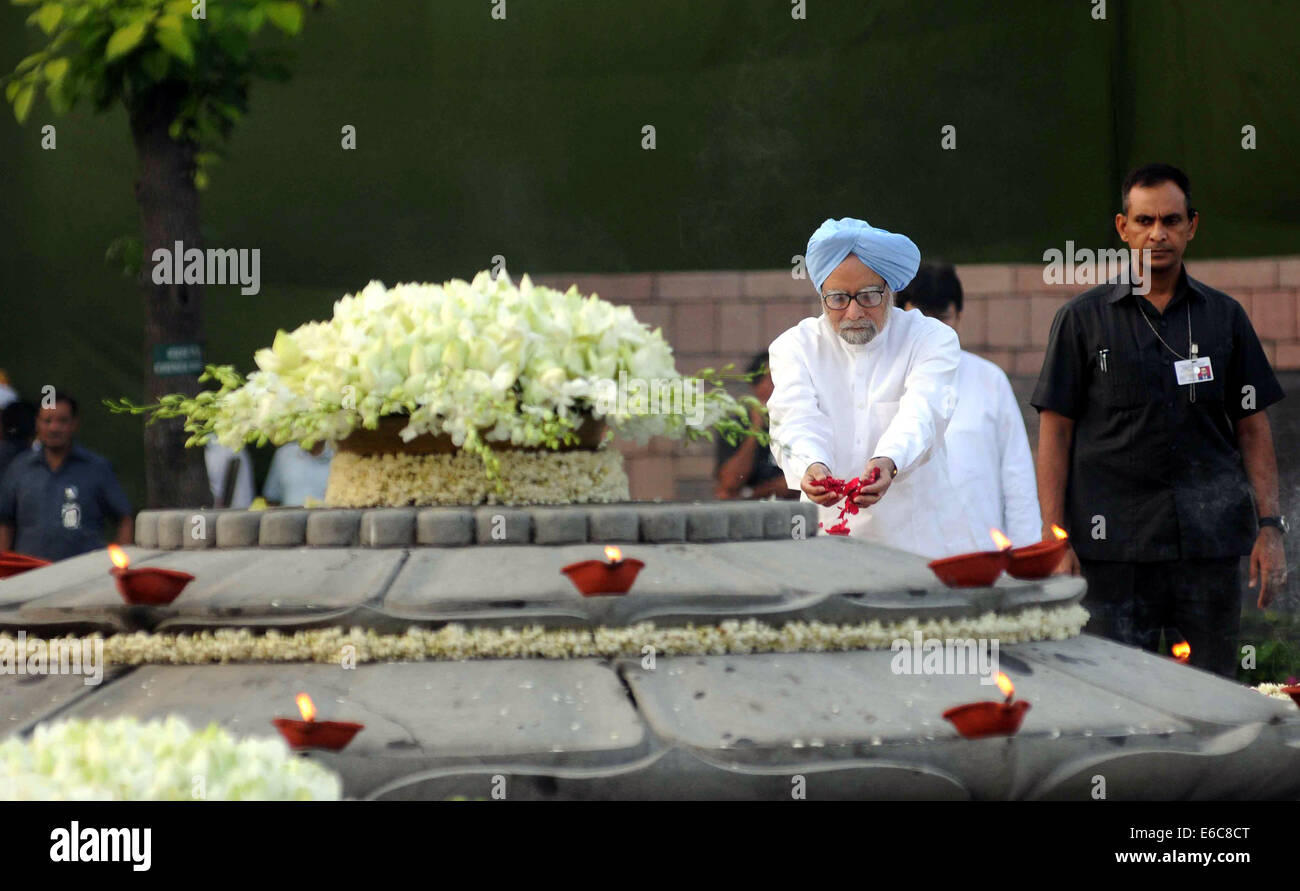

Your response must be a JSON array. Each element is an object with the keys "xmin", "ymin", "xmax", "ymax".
[{"xmin": 531, "ymin": 256, "xmax": 1300, "ymax": 501}]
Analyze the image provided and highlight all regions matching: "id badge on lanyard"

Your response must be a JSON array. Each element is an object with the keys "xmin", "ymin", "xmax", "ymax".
[{"xmin": 1174, "ymin": 356, "xmax": 1213, "ymax": 385}]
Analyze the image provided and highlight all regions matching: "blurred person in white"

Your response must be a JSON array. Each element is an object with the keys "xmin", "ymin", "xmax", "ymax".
[
  {"xmin": 899, "ymin": 263, "xmax": 1042, "ymax": 545},
  {"xmin": 263, "ymin": 442, "xmax": 333, "ymax": 507},
  {"xmin": 204, "ymin": 441, "xmax": 255, "ymax": 509}
]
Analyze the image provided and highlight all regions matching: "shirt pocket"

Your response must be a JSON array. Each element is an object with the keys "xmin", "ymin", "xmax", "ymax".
[
  {"xmin": 1189, "ymin": 342, "xmax": 1229, "ymax": 403},
  {"xmin": 1094, "ymin": 350, "xmax": 1147, "ymax": 409}
]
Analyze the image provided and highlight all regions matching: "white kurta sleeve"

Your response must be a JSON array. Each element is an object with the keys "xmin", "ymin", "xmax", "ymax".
[
  {"xmin": 767, "ymin": 332, "xmax": 835, "ymax": 490},
  {"xmin": 873, "ymin": 321, "xmax": 960, "ymax": 475},
  {"xmin": 995, "ymin": 370, "xmax": 1043, "ymax": 544}
]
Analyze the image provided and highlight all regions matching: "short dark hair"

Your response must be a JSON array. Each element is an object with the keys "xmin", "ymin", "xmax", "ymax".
[
  {"xmin": 1, "ymin": 400, "xmax": 36, "ymax": 441},
  {"xmin": 899, "ymin": 263, "xmax": 963, "ymax": 317},
  {"xmin": 1121, "ymin": 163, "xmax": 1194, "ymax": 216},
  {"xmin": 746, "ymin": 350, "xmax": 769, "ymax": 377},
  {"xmin": 44, "ymin": 391, "xmax": 78, "ymax": 417}
]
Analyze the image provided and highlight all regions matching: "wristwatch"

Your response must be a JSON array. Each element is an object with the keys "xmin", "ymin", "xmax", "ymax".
[{"xmin": 1258, "ymin": 516, "xmax": 1290, "ymax": 534}]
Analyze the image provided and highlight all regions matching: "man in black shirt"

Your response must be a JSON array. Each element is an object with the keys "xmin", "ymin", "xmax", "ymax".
[{"xmin": 1032, "ymin": 164, "xmax": 1287, "ymax": 677}]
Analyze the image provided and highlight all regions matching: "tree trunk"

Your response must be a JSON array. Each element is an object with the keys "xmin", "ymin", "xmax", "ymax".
[{"xmin": 130, "ymin": 84, "xmax": 212, "ymax": 509}]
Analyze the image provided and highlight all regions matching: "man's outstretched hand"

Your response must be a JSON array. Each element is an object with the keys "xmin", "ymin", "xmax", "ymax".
[
  {"xmin": 801, "ymin": 463, "xmax": 841, "ymax": 506},
  {"xmin": 853, "ymin": 457, "xmax": 895, "ymax": 507}
]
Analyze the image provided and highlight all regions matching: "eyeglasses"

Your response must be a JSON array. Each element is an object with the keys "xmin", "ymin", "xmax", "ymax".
[{"xmin": 821, "ymin": 287, "xmax": 888, "ymax": 310}]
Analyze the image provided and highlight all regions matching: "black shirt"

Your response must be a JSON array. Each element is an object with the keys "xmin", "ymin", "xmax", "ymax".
[{"xmin": 1031, "ymin": 269, "xmax": 1283, "ymax": 562}]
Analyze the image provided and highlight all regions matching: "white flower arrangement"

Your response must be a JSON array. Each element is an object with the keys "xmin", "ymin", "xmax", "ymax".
[
  {"xmin": 0, "ymin": 716, "xmax": 341, "ymax": 801},
  {"xmin": 0, "ymin": 605, "xmax": 1089, "ymax": 666},
  {"xmin": 111, "ymin": 272, "xmax": 761, "ymax": 476}
]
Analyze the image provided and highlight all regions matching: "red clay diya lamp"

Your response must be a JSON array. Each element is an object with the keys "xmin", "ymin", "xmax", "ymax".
[
  {"xmin": 108, "ymin": 544, "xmax": 195, "ymax": 605},
  {"xmin": 1007, "ymin": 524, "xmax": 1070, "ymax": 579},
  {"xmin": 1280, "ymin": 686, "xmax": 1300, "ymax": 708},
  {"xmin": 561, "ymin": 545, "xmax": 645, "ymax": 597},
  {"xmin": 943, "ymin": 672, "xmax": 1032, "ymax": 739},
  {"xmin": 272, "ymin": 693, "xmax": 365, "ymax": 751},
  {"xmin": 0, "ymin": 550, "xmax": 51, "ymax": 579},
  {"xmin": 928, "ymin": 528, "xmax": 1013, "ymax": 587}
]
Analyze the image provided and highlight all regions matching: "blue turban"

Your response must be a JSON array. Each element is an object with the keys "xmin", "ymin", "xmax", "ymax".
[{"xmin": 805, "ymin": 217, "xmax": 921, "ymax": 294}]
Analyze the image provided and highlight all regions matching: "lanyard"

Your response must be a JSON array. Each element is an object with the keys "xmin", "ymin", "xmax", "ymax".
[{"xmin": 1138, "ymin": 300, "xmax": 1198, "ymax": 402}]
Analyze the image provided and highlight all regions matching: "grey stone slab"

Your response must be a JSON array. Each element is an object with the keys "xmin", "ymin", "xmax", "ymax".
[
  {"xmin": 180, "ymin": 510, "xmax": 219, "ymax": 549},
  {"xmin": 0, "ymin": 670, "xmax": 129, "ymax": 737},
  {"xmin": 475, "ymin": 507, "xmax": 531, "ymax": 544},
  {"xmin": 16, "ymin": 549, "xmax": 405, "ymax": 629},
  {"xmin": 416, "ymin": 509, "xmax": 475, "ymax": 546},
  {"xmin": 381, "ymin": 543, "xmax": 799, "ymax": 623},
  {"xmin": 366, "ymin": 747, "xmax": 970, "ymax": 801},
  {"xmin": 156, "ymin": 511, "xmax": 187, "ymax": 549},
  {"xmin": 721, "ymin": 502, "xmax": 764, "ymax": 540},
  {"xmin": 685, "ymin": 506, "xmax": 728, "ymax": 542},
  {"xmin": 259, "ymin": 510, "xmax": 308, "ymax": 547},
  {"xmin": 637, "ymin": 506, "xmax": 686, "ymax": 542},
  {"xmin": 761, "ymin": 501, "xmax": 817, "ymax": 540},
  {"xmin": 57, "ymin": 660, "xmax": 649, "ymax": 797},
  {"xmin": 307, "ymin": 510, "xmax": 363, "ymax": 547},
  {"xmin": 1015, "ymin": 635, "xmax": 1298, "ymax": 727},
  {"xmin": 360, "ymin": 509, "xmax": 415, "ymax": 547},
  {"xmin": 586, "ymin": 507, "xmax": 639, "ymax": 542},
  {"xmin": 530, "ymin": 508, "xmax": 589, "ymax": 545},
  {"xmin": 621, "ymin": 648, "xmax": 1189, "ymax": 757},
  {"xmin": 0, "ymin": 547, "xmax": 161, "ymax": 610},
  {"xmin": 134, "ymin": 512, "xmax": 159, "ymax": 549},
  {"xmin": 216, "ymin": 511, "xmax": 262, "ymax": 547}
]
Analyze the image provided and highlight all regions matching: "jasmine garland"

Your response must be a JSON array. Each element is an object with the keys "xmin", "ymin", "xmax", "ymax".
[{"xmin": 0, "ymin": 606, "xmax": 1090, "ymax": 666}]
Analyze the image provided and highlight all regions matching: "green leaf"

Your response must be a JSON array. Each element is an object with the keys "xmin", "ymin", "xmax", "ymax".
[
  {"xmin": 16, "ymin": 51, "xmax": 47, "ymax": 73},
  {"xmin": 42, "ymin": 57, "xmax": 69, "ymax": 83},
  {"xmin": 265, "ymin": 2, "xmax": 303, "ymax": 34},
  {"xmin": 13, "ymin": 84, "xmax": 36, "ymax": 123},
  {"xmin": 47, "ymin": 79, "xmax": 71, "ymax": 114},
  {"xmin": 4, "ymin": 82, "xmax": 21, "ymax": 103},
  {"xmin": 105, "ymin": 20, "xmax": 148, "ymax": 62},
  {"xmin": 28, "ymin": 3, "xmax": 64, "ymax": 35},
  {"xmin": 154, "ymin": 25, "xmax": 194, "ymax": 65}
]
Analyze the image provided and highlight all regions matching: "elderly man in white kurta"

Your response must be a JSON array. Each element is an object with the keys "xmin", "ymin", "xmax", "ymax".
[{"xmin": 767, "ymin": 218, "xmax": 979, "ymax": 558}]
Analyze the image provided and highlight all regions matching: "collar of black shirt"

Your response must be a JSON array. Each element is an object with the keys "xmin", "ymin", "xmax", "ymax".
[{"xmin": 1106, "ymin": 265, "xmax": 1203, "ymax": 309}]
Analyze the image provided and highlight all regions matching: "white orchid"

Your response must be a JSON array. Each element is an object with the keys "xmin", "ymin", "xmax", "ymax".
[{"xmin": 112, "ymin": 271, "xmax": 761, "ymax": 475}]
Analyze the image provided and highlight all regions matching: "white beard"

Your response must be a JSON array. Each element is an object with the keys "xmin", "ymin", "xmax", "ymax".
[{"xmin": 838, "ymin": 319, "xmax": 880, "ymax": 345}]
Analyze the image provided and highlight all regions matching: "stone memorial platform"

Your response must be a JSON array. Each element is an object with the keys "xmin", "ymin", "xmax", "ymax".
[{"xmin": 1, "ymin": 501, "xmax": 1297, "ymax": 800}]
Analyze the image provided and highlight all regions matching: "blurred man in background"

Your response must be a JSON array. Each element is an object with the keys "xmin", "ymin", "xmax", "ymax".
[
  {"xmin": 264, "ymin": 442, "xmax": 334, "ymax": 507},
  {"xmin": 715, "ymin": 351, "xmax": 798, "ymax": 500},
  {"xmin": 899, "ymin": 263, "xmax": 1042, "ymax": 545},
  {"xmin": 0, "ymin": 392, "xmax": 133, "ymax": 560},
  {"xmin": 205, "ymin": 440, "xmax": 255, "ymax": 509}
]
